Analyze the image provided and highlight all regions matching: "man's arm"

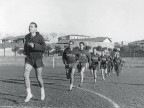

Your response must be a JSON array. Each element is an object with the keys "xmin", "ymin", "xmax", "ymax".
[
  {"xmin": 23, "ymin": 36, "xmax": 27, "ymax": 55},
  {"xmin": 87, "ymin": 51, "xmax": 91, "ymax": 65},
  {"xmin": 62, "ymin": 49, "xmax": 67, "ymax": 64},
  {"xmin": 32, "ymin": 36, "xmax": 46, "ymax": 52}
]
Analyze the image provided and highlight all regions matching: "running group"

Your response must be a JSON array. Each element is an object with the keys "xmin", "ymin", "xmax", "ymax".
[
  {"xmin": 62, "ymin": 41, "xmax": 124, "ymax": 91},
  {"xmin": 22, "ymin": 22, "xmax": 124, "ymax": 102}
]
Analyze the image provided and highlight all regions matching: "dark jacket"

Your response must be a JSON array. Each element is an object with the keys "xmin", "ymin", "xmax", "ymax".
[{"xmin": 24, "ymin": 32, "xmax": 46, "ymax": 59}]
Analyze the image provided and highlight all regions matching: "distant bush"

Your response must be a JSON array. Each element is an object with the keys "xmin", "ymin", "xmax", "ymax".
[{"xmin": 12, "ymin": 46, "xmax": 20, "ymax": 56}]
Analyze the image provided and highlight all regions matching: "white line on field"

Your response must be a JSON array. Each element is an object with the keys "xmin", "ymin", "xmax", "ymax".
[{"xmin": 75, "ymin": 86, "xmax": 120, "ymax": 108}]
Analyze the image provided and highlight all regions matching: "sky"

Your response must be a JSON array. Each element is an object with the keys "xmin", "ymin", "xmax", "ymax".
[{"xmin": 0, "ymin": 0, "xmax": 144, "ymax": 42}]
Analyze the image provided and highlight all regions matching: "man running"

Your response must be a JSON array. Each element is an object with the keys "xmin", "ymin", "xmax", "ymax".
[
  {"xmin": 106, "ymin": 52, "xmax": 113, "ymax": 76},
  {"xmin": 113, "ymin": 52, "xmax": 123, "ymax": 76},
  {"xmin": 77, "ymin": 42, "xmax": 91, "ymax": 87},
  {"xmin": 100, "ymin": 50, "xmax": 108, "ymax": 80},
  {"xmin": 89, "ymin": 47, "xmax": 100, "ymax": 83},
  {"xmin": 62, "ymin": 41, "xmax": 78, "ymax": 90},
  {"xmin": 23, "ymin": 22, "xmax": 46, "ymax": 102}
]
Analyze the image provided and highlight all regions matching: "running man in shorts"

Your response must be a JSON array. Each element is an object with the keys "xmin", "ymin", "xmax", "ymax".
[
  {"xmin": 113, "ymin": 52, "xmax": 123, "ymax": 76},
  {"xmin": 110, "ymin": 49, "xmax": 116, "ymax": 74},
  {"xmin": 77, "ymin": 42, "xmax": 91, "ymax": 87},
  {"xmin": 23, "ymin": 22, "xmax": 46, "ymax": 102},
  {"xmin": 89, "ymin": 47, "xmax": 100, "ymax": 83},
  {"xmin": 106, "ymin": 52, "xmax": 113, "ymax": 76},
  {"xmin": 62, "ymin": 41, "xmax": 78, "ymax": 90},
  {"xmin": 100, "ymin": 50, "xmax": 108, "ymax": 80}
]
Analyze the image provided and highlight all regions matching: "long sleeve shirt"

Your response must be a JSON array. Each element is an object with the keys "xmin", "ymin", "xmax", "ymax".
[
  {"xmin": 100, "ymin": 55, "xmax": 108, "ymax": 64},
  {"xmin": 77, "ymin": 49, "xmax": 91, "ymax": 64},
  {"xmin": 91, "ymin": 53, "xmax": 100, "ymax": 63},
  {"xmin": 24, "ymin": 32, "xmax": 46, "ymax": 59},
  {"xmin": 62, "ymin": 48, "xmax": 78, "ymax": 64}
]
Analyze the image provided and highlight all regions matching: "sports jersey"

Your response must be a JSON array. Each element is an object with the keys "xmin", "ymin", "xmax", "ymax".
[
  {"xmin": 100, "ymin": 55, "xmax": 108, "ymax": 64},
  {"xmin": 62, "ymin": 48, "xmax": 78, "ymax": 64},
  {"xmin": 77, "ymin": 49, "xmax": 91, "ymax": 64},
  {"xmin": 91, "ymin": 53, "xmax": 100, "ymax": 63}
]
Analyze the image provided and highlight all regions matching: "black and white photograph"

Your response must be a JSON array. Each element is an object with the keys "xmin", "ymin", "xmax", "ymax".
[{"xmin": 0, "ymin": 0, "xmax": 144, "ymax": 108}]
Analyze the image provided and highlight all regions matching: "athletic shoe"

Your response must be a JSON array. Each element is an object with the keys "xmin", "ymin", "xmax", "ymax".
[
  {"xmin": 41, "ymin": 88, "xmax": 45, "ymax": 100},
  {"xmin": 94, "ymin": 79, "xmax": 97, "ymax": 83},
  {"xmin": 69, "ymin": 84, "xmax": 73, "ymax": 91},
  {"xmin": 25, "ymin": 94, "xmax": 33, "ymax": 102}
]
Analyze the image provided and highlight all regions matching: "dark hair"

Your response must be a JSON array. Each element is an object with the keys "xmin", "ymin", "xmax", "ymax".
[
  {"xmin": 69, "ymin": 41, "xmax": 74, "ymax": 44},
  {"xmin": 30, "ymin": 22, "xmax": 37, "ymax": 28},
  {"xmin": 79, "ymin": 42, "xmax": 85, "ymax": 46}
]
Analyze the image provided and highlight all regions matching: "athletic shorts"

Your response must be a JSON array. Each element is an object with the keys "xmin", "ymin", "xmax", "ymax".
[
  {"xmin": 65, "ymin": 63, "xmax": 77, "ymax": 70},
  {"xmin": 25, "ymin": 57, "xmax": 44, "ymax": 68},
  {"xmin": 77, "ymin": 62, "xmax": 86, "ymax": 69},
  {"xmin": 91, "ymin": 62, "xmax": 99, "ymax": 70},
  {"xmin": 100, "ymin": 62, "xmax": 107, "ymax": 69}
]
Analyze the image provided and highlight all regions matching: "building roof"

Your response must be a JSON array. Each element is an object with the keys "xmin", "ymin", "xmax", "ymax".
[
  {"xmin": 58, "ymin": 34, "xmax": 90, "ymax": 39},
  {"xmin": 73, "ymin": 37, "xmax": 111, "ymax": 42},
  {"xmin": 57, "ymin": 37, "xmax": 112, "ymax": 44},
  {"xmin": 67, "ymin": 34, "xmax": 90, "ymax": 37}
]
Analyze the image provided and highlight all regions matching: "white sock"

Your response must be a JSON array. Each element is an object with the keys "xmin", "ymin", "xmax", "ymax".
[
  {"xmin": 41, "ymin": 87, "xmax": 45, "ymax": 100},
  {"xmin": 70, "ymin": 84, "xmax": 73, "ymax": 90},
  {"xmin": 27, "ymin": 88, "xmax": 32, "ymax": 95}
]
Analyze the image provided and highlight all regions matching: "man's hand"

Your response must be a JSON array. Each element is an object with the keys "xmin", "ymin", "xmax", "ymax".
[{"xmin": 28, "ymin": 42, "xmax": 34, "ymax": 48}]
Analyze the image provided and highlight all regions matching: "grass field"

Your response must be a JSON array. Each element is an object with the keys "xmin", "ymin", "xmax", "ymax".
[{"xmin": 0, "ymin": 56, "xmax": 144, "ymax": 108}]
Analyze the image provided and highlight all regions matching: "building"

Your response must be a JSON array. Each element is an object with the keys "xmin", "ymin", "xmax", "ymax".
[
  {"xmin": 1, "ymin": 37, "xmax": 16, "ymax": 43},
  {"xmin": 58, "ymin": 35, "xmax": 90, "ymax": 41},
  {"xmin": 13, "ymin": 35, "xmax": 25, "ymax": 43},
  {"xmin": 57, "ymin": 36, "xmax": 114, "ymax": 49}
]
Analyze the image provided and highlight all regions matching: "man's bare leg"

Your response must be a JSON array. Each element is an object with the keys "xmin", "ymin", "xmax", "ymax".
[
  {"xmin": 70, "ymin": 68, "xmax": 75, "ymax": 90},
  {"xmin": 35, "ymin": 67, "xmax": 45, "ymax": 100},
  {"xmin": 79, "ymin": 67, "xmax": 85, "ymax": 87},
  {"xmin": 24, "ymin": 63, "xmax": 33, "ymax": 102}
]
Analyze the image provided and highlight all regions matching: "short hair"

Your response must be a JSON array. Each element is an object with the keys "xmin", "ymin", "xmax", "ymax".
[
  {"xmin": 69, "ymin": 41, "xmax": 74, "ymax": 45},
  {"xmin": 79, "ymin": 42, "xmax": 85, "ymax": 46},
  {"xmin": 30, "ymin": 22, "xmax": 37, "ymax": 28}
]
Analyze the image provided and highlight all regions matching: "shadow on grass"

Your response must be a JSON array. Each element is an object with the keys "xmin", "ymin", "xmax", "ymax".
[
  {"xmin": 0, "ymin": 78, "xmax": 68, "ymax": 89},
  {"xmin": 0, "ymin": 92, "xmax": 39, "ymax": 103},
  {"xmin": 1, "ymin": 97, "xmax": 19, "ymax": 104},
  {"xmin": 108, "ymin": 82, "xmax": 144, "ymax": 86}
]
